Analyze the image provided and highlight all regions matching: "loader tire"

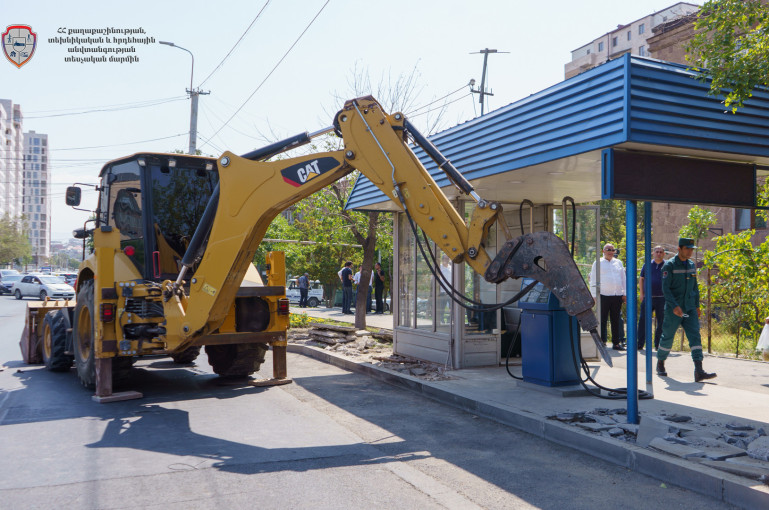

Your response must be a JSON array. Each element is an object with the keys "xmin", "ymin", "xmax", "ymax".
[
  {"xmin": 171, "ymin": 346, "xmax": 201, "ymax": 364},
  {"xmin": 73, "ymin": 280, "xmax": 96, "ymax": 388},
  {"xmin": 73, "ymin": 281, "xmax": 134, "ymax": 389},
  {"xmin": 205, "ymin": 343, "xmax": 268, "ymax": 378},
  {"xmin": 42, "ymin": 309, "xmax": 73, "ymax": 372}
]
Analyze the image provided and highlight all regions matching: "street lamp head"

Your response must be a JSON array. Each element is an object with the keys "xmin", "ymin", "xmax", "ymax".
[{"xmin": 159, "ymin": 41, "xmax": 175, "ymax": 47}]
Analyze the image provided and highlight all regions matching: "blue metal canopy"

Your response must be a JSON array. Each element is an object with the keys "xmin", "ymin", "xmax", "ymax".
[{"xmin": 345, "ymin": 54, "xmax": 769, "ymax": 211}]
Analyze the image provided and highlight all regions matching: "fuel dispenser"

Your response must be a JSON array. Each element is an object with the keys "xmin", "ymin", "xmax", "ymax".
[{"xmin": 518, "ymin": 278, "xmax": 581, "ymax": 387}]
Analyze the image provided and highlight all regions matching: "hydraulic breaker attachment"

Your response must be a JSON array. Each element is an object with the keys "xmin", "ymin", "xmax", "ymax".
[{"xmin": 486, "ymin": 230, "xmax": 612, "ymax": 367}]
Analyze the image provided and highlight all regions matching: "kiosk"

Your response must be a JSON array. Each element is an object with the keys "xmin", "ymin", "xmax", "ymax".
[{"xmin": 518, "ymin": 278, "xmax": 581, "ymax": 387}]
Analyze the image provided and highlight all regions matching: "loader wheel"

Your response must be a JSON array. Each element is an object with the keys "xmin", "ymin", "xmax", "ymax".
[
  {"xmin": 42, "ymin": 309, "xmax": 74, "ymax": 372},
  {"xmin": 74, "ymin": 280, "xmax": 96, "ymax": 388},
  {"xmin": 205, "ymin": 343, "xmax": 268, "ymax": 378},
  {"xmin": 171, "ymin": 346, "xmax": 201, "ymax": 364}
]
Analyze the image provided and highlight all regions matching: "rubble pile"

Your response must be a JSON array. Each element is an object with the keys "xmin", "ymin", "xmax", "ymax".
[
  {"xmin": 288, "ymin": 323, "xmax": 393, "ymax": 359},
  {"xmin": 372, "ymin": 354, "xmax": 455, "ymax": 382},
  {"xmin": 549, "ymin": 408, "xmax": 769, "ymax": 482}
]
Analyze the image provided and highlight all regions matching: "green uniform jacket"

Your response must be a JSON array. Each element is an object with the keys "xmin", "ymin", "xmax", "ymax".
[{"xmin": 661, "ymin": 256, "xmax": 699, "ymax": 311}]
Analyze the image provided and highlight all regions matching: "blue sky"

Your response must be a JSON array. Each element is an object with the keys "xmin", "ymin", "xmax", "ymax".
[{"xmin": 1, "ymin": 0, "xmax": 702, "ymax": 239}]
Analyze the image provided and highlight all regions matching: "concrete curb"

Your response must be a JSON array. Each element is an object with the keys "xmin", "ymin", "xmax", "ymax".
[{"xmin": 287, "ymin": 343, "xmax": 769, "ymax": 509}]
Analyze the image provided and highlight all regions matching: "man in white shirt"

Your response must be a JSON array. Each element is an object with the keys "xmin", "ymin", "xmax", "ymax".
[{"xmin": 589, "ymin": 243, "xmax": 627, "ymax": 351}]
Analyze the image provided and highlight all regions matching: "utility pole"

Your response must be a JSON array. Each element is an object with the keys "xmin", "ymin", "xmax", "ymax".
[
  {"xmin": 159, "ymin": 41, "xmax": 210, "ymax": 155},
  {"xmin": 470, "ymin": 48, "xmax": 509, "ymax": 115}
]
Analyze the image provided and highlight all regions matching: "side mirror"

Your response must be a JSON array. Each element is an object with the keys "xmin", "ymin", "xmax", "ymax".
[
  {"xmin": 66, "ymin": 186, "xmax": 82, "ymax": 206},
  {"xmin": 73, "ymin": 228, "xmax": 90, "ymax": 240}
]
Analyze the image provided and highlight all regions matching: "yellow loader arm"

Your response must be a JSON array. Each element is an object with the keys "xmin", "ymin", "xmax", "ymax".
[{"xmin": 164, "ymin": 96, "xmax": 603, "ymax": 363}]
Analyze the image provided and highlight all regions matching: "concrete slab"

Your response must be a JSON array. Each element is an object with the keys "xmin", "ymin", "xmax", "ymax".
[
  {"xmin": 701, "ymin": 460, "xmax": 769, "ymax": 479},
  {"xmin": 649, "ymin": 438, "xmax": 705, "ymax": 459},
  {"xmin": 637, "ymin": 416, "xmax": 674, "ymax": 447},
  {"xmin": 700, "ymin": 444, "xmax": 748, "ymax": 461}
]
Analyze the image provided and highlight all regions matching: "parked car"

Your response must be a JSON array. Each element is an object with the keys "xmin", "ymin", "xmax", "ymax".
[
  {"xmin": 12, "ymin": 274, "xmax": 76, "ymax": 300},
  {"xmin": 286, "ymin": 278, "xmax": 324, "ymax": 307},
  {"xmin": 0, "ymin": 269, "xmax": 21, "ymax": 294},
  {"xmin": 55, "ymin": 272, "xmax": 78, "ymax": 286},
  {"xmin": 0, "ymin": 274, "xmax": 22, "ymax": 295}
]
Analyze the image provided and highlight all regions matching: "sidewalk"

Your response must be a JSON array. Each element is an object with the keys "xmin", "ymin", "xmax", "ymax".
[{"xmin": 289, "ymin": 304, "xmax": 769, "ymax": 508}]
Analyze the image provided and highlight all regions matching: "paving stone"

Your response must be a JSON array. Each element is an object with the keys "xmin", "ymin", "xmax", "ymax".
[
  {"xmin": 649, "ymin": 437, "xmax": 705, "ymax": 459},
  {"xmin": 637, "ymin": 416, "xmax": 674, "ymax": 447},
  {"xmin": 682, "ymin": 429, "xmax": 720, "ymax": 440},
  {"xmin": 587, "ymin": 414, "xmax": 617, "ymax": 425},
  {"xmin": 665, "ymin": 414, "xmax": 693, "ymax": 423},
  {"xmin": 726, "ymin": 422, "xmax": 755, "ymax": 431},
  {"xmin": 664, "ymin": 434, "xmax": 690, "ymax": 445},
  {"xmin": 608, "ymin": 427, "xmax": 624, "ymax": 437},
  {"xmin": 575, "ymin": 422, "xmax": 616, "ymax": 432},
  {"xmin": 747, "ymin": 436, "xmax": 769, "ymax": 461},
  {"xmin": 617, "ymin": 423, "xmax": 639, "ymax": 435},
  {"xmin": 726, "ymin": 456, "xmax": 769, "ymax": 470},
  {"xmin": 701, "ymin": 460, "xmax": 769, "ymax": 480},
  {"xmin": 699, "ymin": 444, "xmax": 748, "ymax": 461}
]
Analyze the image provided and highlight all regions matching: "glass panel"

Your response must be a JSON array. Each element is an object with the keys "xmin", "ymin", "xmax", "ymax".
[
  {"xmin": 735, "ymin": 209, "xmax": 751, "ymax": 231},
  {"xmin": 107, "ymin": 161, "xmax": 144, "ymax": 275},
  {"xmin": 464, "ymin": 202, "xmax": 498, "ymax": 335},
  {"xmin": 552, "ymin": 206, "xmax": 598, "ymax": 284},
  {"xmin": 398, "ymin": 215, "xmax": 415, "ymax": 328},
  {"xmin": 415, "ymin": 239, "xmax": 435, "ymax": 330},
  {"xmin": 436, "ymin": 252, "xmax": 452, "ymax": 333},
  {"xmin": 149, "ymin": 161, "xmax": 219, "ymax": 279}
]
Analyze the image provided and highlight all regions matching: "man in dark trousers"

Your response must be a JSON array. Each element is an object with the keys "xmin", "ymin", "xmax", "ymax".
[
  {"xmin": 374, "ymin": 262, "xmax": 386, "ymax": 314},
  {"xmin": 637, "ymin": 246, "xmax": 666, "ymax": 350},
  {"xmin": 341, "ymin": 261, "xmax": 354, "ymax": 314},
  {"xmin": 298, "ymin": 272, "xmax": 310, "ymax": 308},
  {"xmin": 656, "ymin": 238, "xmax": 716, "ymax": 382}
]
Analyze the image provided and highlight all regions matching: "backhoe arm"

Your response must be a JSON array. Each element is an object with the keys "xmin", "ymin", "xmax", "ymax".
[{"xmin": 166, "ymin": 96, "xmax": 604, "ymax": 364}]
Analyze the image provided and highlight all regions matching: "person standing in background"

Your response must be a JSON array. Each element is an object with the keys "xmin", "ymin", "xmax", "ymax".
[
  {"xmin": 637, "ymin": 246, "xmax": 666, "ymax": 350},
  {"xmin": 374, "ymin": 262, "xmax": 386, "ymax": 314},
  {"xmin": 589, "ymin": 243, "xmax": 627, "ymax": 351}
]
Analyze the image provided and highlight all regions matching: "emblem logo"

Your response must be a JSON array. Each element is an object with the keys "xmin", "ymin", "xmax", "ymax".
[
  {"xmin": 3, "ymin": 25, "xmax": 37, "ymax": 68},
  {"xmin": 280, "ymin": 157, "xmax": 340, "ymax": 187}
]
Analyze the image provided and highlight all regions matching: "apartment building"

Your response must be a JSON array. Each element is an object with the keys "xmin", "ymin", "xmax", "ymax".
[
  {"xmin": 564, "ymin": 2, "xmax": 699, "ymax": 79},
  {"xmin": 22, "ymin": 130, "xmax": 50, "ymax": 263},
  {"xmin": 0, "ymin": 99, "xmax": 24, "ymax": 220}
]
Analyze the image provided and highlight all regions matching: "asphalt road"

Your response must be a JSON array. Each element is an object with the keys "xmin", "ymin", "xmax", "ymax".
[{"xmin": 0, "ymin": 295, "xmax": 737, "ymax": 509}]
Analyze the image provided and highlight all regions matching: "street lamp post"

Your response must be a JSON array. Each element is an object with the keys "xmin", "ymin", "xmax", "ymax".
[{"xmin": 159, "ymin": 41, "xmax": 206, "ymax": 155}]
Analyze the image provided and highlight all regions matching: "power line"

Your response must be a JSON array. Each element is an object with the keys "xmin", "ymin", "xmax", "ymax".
[
  {"xmin": 199, "ymin": 0, "xmax": 330, "ymax": 150},
  {"xmin": 49, "ymin": 133, "xmax": 187, "ymax": 151},
  {"xmin": 408, "ymin": 92, "xmax": 473, "ymax": 118},
  {"xmin": 406, "ymin": 85, "xmax": 469, "ymax": 115},
  {"xmin": 22, "ymin": 97, "xmax": 187, "ymax": 119},
  {"xmin": 197, "ymin": 0, "xmax": 271, "ymax": 88}
]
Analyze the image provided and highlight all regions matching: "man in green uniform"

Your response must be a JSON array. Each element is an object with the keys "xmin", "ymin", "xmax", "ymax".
[{"xmin": 656, "ymin": 237, "xmax": 716, "ymax": 382}]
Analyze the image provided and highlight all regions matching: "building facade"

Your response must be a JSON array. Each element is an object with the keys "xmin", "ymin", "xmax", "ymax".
[
  {"xmin": 564, "ymin": 2, "xmax": 699, "ymax": 79},
  {"xmin": 0, "ymin": 99, "xmax": 24, "ymax": 220},
  {"xmin": 22, "ymin": 130, "xmax": 51, "ymax": 264}
]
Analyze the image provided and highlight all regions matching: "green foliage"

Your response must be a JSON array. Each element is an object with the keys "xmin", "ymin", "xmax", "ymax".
[
  {"xmin": 0, "ymin": 214, "xmax": 32, "ymax": 265},
  {"xmin": 702, "ymin": 229, "xmax": 768, "ymax": 348},
  {"xmin": 679, "ymin": 205, "xmax": 717, "ymax": 265},
  {"xmin": 687, "ymin": 0, "xmax": 769, "ymax": 111}
]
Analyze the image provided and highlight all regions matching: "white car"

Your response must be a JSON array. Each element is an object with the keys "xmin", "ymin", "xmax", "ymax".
[
  {"xmin": 12, "ymin": 274, "xmax": 76, "ymax": 300},
  {"xmin": 286, "ymin": 278, "xmax": 324, "ymax": 307}
]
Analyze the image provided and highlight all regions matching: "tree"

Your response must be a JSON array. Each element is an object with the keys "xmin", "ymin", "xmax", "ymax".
[
  {"xmin": 687, "ymin": 0, "xmax": 769, "ymax": 111},
  {"xmin": 702, "ymin": 230, "xmax": 769, "ymax": 352},
  {"xmin": 679, "ymin": 205, "xmax": 717, "ymax": 266},
  {"xmin": 0, "ymin": 214, "xmax": 32, "ymax": 266}
]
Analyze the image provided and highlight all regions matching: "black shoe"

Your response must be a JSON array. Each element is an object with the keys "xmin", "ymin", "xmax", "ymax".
[
  {"xmin": 656, "ymin": 360, "xmax": 667, "ymax": 376},
  {"xmin": 612, "ymin": 344, "xmax": 626, "ymax": 351},
  {"xmin": 694, "ymin": 361, "xmax": 716, "ymax": 382}
]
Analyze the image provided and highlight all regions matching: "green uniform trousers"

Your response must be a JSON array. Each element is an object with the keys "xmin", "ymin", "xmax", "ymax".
[{"xmin": 656, "ymin": 307, "xmax": 703, "ymax": 362}]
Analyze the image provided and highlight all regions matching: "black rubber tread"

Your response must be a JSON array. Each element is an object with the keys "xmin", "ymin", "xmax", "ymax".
[
  {"xmin": 39, "ymin": 290, "xmax": 47, "ymax": 301},
  {"xmin": 171, "ymin": 346, "xmax": 201, "ymax": 364},
  {"xmin": 73, "ymin": 280, "xmax": 96, "ymax": 388},
  {"xmin": 15, "ymin": 289, "xmax": 22, "ymax": 300},
  {"xmin": 307, "ymin": 297, "xmax": 319, "ymax": 307},
  {"xmin": 205, "ymin": 343, "xmax": 268, "ymax": 377},
  {"xmin": 42, "ymin": 310, "xmax": 74, "ymax": 372}
]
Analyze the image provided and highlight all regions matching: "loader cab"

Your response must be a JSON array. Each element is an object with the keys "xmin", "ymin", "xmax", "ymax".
[{"xmin": 96, "ymin": 153, "xmax": 219, "ymax": 281}]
